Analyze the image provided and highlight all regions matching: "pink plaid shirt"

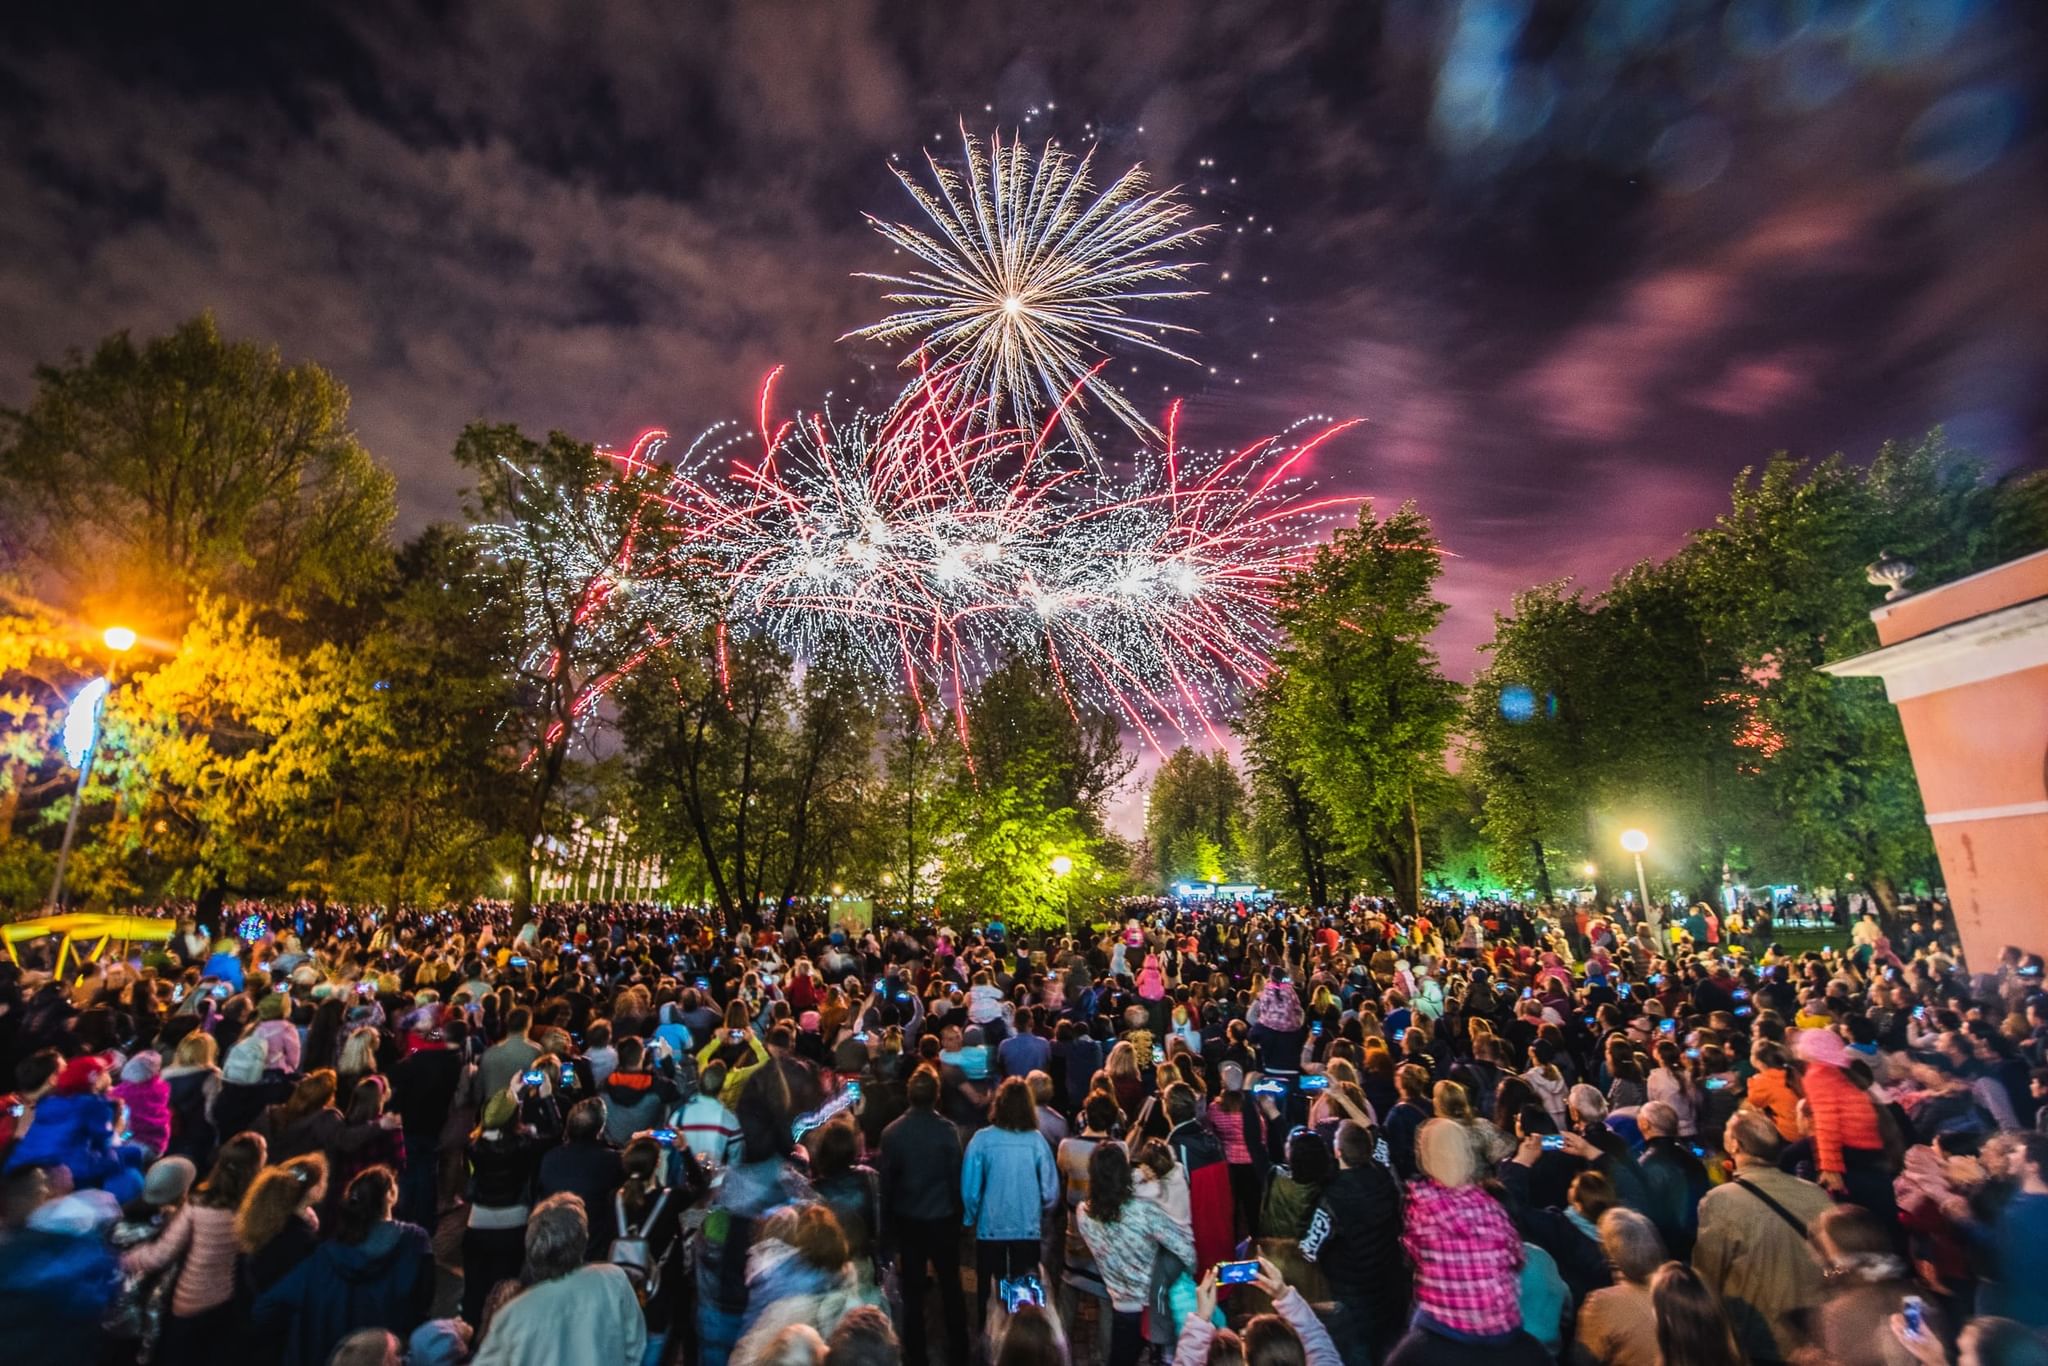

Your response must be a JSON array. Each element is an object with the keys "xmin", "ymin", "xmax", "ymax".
[{"xmin": 1402, "ymin": 1180, "xmax": 1525, "ymax": 1337}]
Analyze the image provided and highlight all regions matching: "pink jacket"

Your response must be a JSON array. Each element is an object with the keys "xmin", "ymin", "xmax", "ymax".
[{"xmin": 110, "ymin": 1077, "xmax": 172, "ymax": 1155}]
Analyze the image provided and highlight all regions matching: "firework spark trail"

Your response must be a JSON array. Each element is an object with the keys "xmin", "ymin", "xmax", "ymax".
[
  {"xmin": 607, "ymin": 370, "xmax": 1359, "ymax": 751},
  {"xmin": 845, "ymin": 126, "xmax": 1212, "ymax": 455}
]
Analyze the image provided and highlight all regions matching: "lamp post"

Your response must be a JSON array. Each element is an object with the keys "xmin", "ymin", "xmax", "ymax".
[
  {"xmin": 1050, "ymin": 854, "xmax": 1074, "ymax": 933},
  {"xmin": 47, "ymin": 626, "xmax": 137, "ymax": 909},
  {"xmin": 1619, "ymin": 829, "xmax": 1656, "ymax": 931}
]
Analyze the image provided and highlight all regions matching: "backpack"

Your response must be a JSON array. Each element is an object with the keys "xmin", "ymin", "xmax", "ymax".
[{"xmin": 608, "ymin": 1187, "xmax": 673, "ymax": 1302}]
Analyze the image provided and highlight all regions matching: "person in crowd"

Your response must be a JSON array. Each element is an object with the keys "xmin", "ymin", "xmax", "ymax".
[
  {"xmin": 237, "ymin": 1152, "xmax": 328, "ymax": 1302},
  {"xmin": 1387, "ymin": 1119, "xmax": 1547, "ymax": 1366},
  {"xmin": 460, "ymin": 1085, "xmax": 561, "ymax": 1327},
  {"xmin": 877, "ymin": 1062, "xmax": 967, "ymax": 1365},
  {"xmin": 1175, "ymin": 1255, "xmax": 1344, "ymax": 1366},
  {"xmin": 250, "ymin": 1165, "xmax": 435, "ymax": 1366},
  {"xmin": 962, "ymin": 1075, "xmax": 1061, "ymax": 1324},
  {"xmin": 118, "ymin": 1132, "xmax": 267, "ymax": 1366},
  {"xmin": 1652, "ymin": 1262, "xmax": 1749, "ymax": 1366},
  {"xmin": 731, "ymin": 1203, "xmax": 877, "ymax": 1366},
  {"xmin": 1693, "ymin": 1109, "xmax": 1836, "ymax": 1363},
  {"xmin": 1573, "ymin": 1207, "xmax": 1667, "ymax": 1366},
  {"xmin": 469, "ymin": 1193, "xmax": 644, "ymax": 1366},
  {"xmin": 536, "ymin": 1098, "xmax": 624, "ymax": 1258},
  {"xmin": 1301, "ymin": 1118, "xmax": 1409, "ymax": 1364},
  {"xmin": 1638, "ymin": 1100, "xmax": 1711, "ymax": 1257},
  {"xmin": 1261, "ymin": 1125, "xmax": 1333, "ymax": 1240},
  {"xmin": 1077, "ymin": 1139, "xmax": 1195, "ymax": 1366}
]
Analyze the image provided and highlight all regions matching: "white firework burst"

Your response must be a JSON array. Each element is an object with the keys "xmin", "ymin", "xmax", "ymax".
[{"xmin": 846, "ymin": 126, "xmax": 1212, "ymax": 454}]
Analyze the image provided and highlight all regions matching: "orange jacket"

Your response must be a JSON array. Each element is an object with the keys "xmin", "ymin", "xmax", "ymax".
[
  {"xmin": 1747, "ymin": 1067, "xmax": 1801, "ymax": 1142},
  {"xmin": 1804, "ymin": 1061, "xmax": 1882, "ymax": 1174}
]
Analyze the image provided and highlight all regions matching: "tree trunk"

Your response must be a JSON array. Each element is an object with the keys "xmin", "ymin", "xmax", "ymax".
[{"xmin": 1530, "ymin": 838, "xmax": 1555, "ymax": 903}]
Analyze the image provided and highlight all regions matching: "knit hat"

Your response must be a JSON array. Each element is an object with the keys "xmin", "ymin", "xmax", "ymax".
[
  {"xmin": 120, "ymin": 1050, "xmax": 163, "ymax": 1085},
  {"xmin": 53, "ymin": 1053, "xmax": 112, "ymax": 1096},
  {"xmin": 799, "ymin": 1010, "xmax": 821, "ymax": 1033},
  {"xmin": 407, "ymin": 1319, "xmax": 473, "ymax": 1366},
  {"xmin": 1219, "ymin": 1062, "xmax": 1245, "ymax": 1093},
  {"xmin": 142, "ymin": 1156, "xmax": 197, "ymax": 1207},
  {"xmin": 1796, "ymin": 1026, "xmax": 1851, "ymax": 1069},
  {"xmin": 481, "ymin": 1093, "xmax": 518, "ymax": 1130},
  {"xmin": 257, "ymin": 992, "xmax": 288, "ymax": 1020}
]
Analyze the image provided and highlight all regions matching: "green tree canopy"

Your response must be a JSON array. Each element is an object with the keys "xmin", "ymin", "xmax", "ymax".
[{"xmin": 0, "ymin": 314, "xmax": 395, "ymax": 619}]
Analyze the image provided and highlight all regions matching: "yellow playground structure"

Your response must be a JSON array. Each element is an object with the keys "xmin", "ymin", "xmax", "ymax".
[{"xmin": 1, "ymin": 912, "xmax": 174, "ymax": 976}]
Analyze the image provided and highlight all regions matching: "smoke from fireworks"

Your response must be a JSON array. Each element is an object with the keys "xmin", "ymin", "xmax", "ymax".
[{"xmin": 845, "ymin": 126, "xmax": 1212, "ymax": 455}]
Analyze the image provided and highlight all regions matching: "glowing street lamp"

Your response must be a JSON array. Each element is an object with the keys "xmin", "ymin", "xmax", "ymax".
[
  {"xmin": 1619, "ymin": 829, "xmax": 1656, "ymax": 928},
  {"xmin": 102, "ymin": 625, "xmax": 138, "ymax": 654},
  {"xmin": 1049, "ymin": 853, "xmax": 1075, "ymax": 933},
  {"xmin": 47, "ymin": 676, "xmax": 114, "ymax": 910}
]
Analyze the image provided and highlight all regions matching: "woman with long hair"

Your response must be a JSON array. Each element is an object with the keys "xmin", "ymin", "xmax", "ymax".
[
  {"xmin": 332, "ymin": 1075, "xmax": 406, "ymax": 1202},
  {"xmin": 335, "ymin": 1025, "xmax": 381, "ymax": 1098},
  {"xmin": 1650, "ymin": 1262, "xmax": 1747, "ymax": 1366},
  {"xmin": 163, "ymin": 1029, "xmax": 224, "ymax": 1168},
  {"xmin": 613, "ymin": 1136, "xmax": 688, "ymax": 1366},
  {"xmin": 963, "ymin": 1077, "xmax": 1061, "ymax": 1326},
  {"xmin": 1260, "ymin": 1127, "xmax": 1332, "ymax": 1240},
  {"xmin": 1077, "ymin": 1141, "xmax": 1195, "ymax": 1366},
  {"xmin": 255, "ymin": 1069, "xmax": 344, "ymax": 1166},
  {"xmin": 237, "ymin": 1153, "xmax": 328, "ymax": 1299},
  {"xmin": 246, "ymin": 1164, "xmax": 435, "ymax": 1366},
  {"xmin": 120, "ymin": 1132, "xmax": 268, "ymax": 1366},
  {"xmin": 1103, "ymin": 1040, "xmax": 1144, "ymax": 1117},
  {"xmin": 1604, "ymin": 1037, "xmax": 1648, "ymax": 1110},
  {"xmin": 1647, "ymin": 1040, "xmax": 1698, "ymax": 1137},
  {"xmin": 301, "ymin": 998, "xmax": 347, "ymax": 1076}
]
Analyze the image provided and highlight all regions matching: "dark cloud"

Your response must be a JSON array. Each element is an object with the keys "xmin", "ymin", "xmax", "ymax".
[{"xmin": 2, "ymin": 0, "xmax": 2043, "ymax": 696}]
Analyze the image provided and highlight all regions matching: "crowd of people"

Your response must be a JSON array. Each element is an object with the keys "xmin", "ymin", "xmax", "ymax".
[{"xmin": 2, "ymin": 894, "xmax": 2045, "ymax": 1366}]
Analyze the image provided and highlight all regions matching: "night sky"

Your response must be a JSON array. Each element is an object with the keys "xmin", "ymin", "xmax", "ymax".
[{"xmin": 4, "ymin": 0, "xmax": 2045, "ymax": 681}]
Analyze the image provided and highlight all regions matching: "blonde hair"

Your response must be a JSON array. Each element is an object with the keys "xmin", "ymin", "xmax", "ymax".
[
  {"xmin": 173, "ymin": 1032, "xmax": 218, "ymax": 1068},
  {"xmin": 1416, "ymin": 1118, "xmax": 1479, "ymax": 1187},
  {"xmin": 338, "ymin": 1026, "xmax": 379, "ymax": 1077}
]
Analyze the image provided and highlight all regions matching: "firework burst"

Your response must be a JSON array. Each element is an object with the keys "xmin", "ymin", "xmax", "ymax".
[
  {"xmin": 845, "ymin": 126, "xmax": 1212, "ymax": 455},
  {"xmin": 632, "ymin": 371, "xmax": 1360, "ymax": 751}
]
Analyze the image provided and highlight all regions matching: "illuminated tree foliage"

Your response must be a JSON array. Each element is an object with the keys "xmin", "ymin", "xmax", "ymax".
[
  {"xmin": 1145, "ymin": 746, "xmax": 1248, "ymax": 886},
  {"xmin": 0, "ymin": 314, "xmax": 395, "ymax": 618},
  {"xmin": 1243, "ymin": 503, "xmax": 1460, "ymax": 915}
]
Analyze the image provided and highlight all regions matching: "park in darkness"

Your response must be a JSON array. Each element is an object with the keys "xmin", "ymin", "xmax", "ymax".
[{"xmin": 0, "ymin": 0, "xmax": 2042, "ymax": 684}]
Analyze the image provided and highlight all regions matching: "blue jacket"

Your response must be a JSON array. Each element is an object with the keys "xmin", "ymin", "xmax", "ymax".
[
  {"xmin": 3, "ymin": 1092, "xmax": 124, "ymax": 1187},
  {"xmin": 251, "ymin": 1220, "xmax": 435, "ymax": 1366},
  {"xmin": 961, "ymin": 1125, "xmax": 1058, "ymax": 1241}
]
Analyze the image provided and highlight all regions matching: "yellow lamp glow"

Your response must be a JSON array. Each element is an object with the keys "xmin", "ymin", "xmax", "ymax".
[
  {"xmin": 1619, "ymin": 829, "xmax": 1649, "ymax": 854},
  {"xmin": 103, "ymin": 625, "xmax": 138, "ymax": 653}
]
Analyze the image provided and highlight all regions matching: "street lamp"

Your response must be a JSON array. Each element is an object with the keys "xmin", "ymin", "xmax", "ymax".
[
  {"xmin": 47, "ymin": 676, "xmax": 113, "ymax": 910},
  {"xmin": 1619, "ymin": 829, "xmax": 1657, "ymax": 929},
  {"xmin": 47, "ymin": 625, "xmax": 142, "ymax": 910},
  {"xmin": 1050, "ymin": 854, "xmax": 1074, "ymax": 933}
]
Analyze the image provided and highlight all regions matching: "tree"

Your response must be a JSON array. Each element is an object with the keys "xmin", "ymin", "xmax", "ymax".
[
  {"xmin": 312, "ymin": 528, "xmax": 527, "ymax": 907},
  {"xmin": 0, "ymin": 314, "xmax": 395, "ymax": 619},
  {"xmin": 456, "ymin": 422, "xmax": 693, "ymax": 914},
  {"xmin": 619, "ymin": 636, "xmax": 877, "ymax": 921},
  {"xmin": 1245, "ymin": 502, "xmax": 1461, "ymax": 915},
  {"xmin": 1145, "ymin": 746, "xmax": 1247, "ymax": 886},
  {"xmin": 1685, "ymin": 437, "xmax": 1998, "ymax": 910}
]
